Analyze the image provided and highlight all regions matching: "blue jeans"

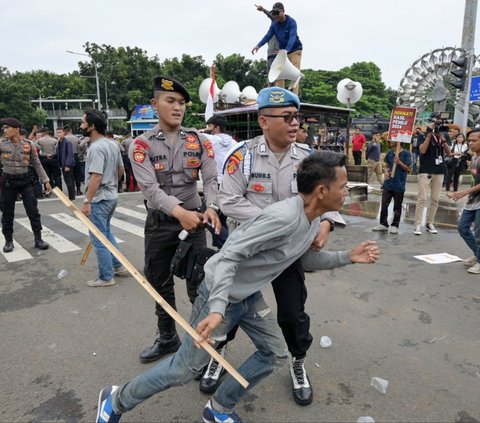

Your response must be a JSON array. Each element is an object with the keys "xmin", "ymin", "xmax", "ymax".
[
  {"xmin": 457, "ymin": 208, "xmax": 480, "ymax": 260},
  {"xmin": 113, "ymin": 282, "xmax": 288, "ymax": 414},
  {"xmin": 412, "ymin": 151, "xmax": 420, "ymax": 175},
  {"xmin": 89, "ymin": 199, "xmax": 121, "ymax": 280}
]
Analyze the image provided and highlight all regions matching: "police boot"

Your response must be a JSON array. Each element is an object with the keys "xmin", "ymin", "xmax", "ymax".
[
  {"xmin": 139, "ymin": 334, "xmax": 181, "ymax": 363},
  {"xmin": 34, "ymin": 232, "xmax": 49, "ymax": 250},
  {"xmin": 3, "ymin": 235, "xmax": 14, "ymax": 253},
  {"xmin": 289, "ymin": 356, "xmax": 313, "ymax": 405}
]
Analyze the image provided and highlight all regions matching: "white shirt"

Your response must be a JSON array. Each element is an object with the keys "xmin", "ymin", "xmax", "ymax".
[{"xmin": 204, "ymin": 133, "xmax": 236, "ymax": 182}]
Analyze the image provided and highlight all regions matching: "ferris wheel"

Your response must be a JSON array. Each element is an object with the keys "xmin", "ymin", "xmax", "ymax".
[{"xmin": 396, "ymin": 47, "xmax": 480, "ymax": 123}]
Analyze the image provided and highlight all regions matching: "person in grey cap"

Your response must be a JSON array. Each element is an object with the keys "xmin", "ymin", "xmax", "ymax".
[
  {"xmin": 0, "ymin": 118, "xmax": 51, "ymax": 252},
  {"xmin": 93, "ymin": 151, "xmax": 380, "ymax": 423},
  {"xmin": 129, "ymin": 75, "xmax": 221, "ymax": 364},
  {"xmin": 199, "ymin": 87, "xmax": 344, "ymax": 405}
]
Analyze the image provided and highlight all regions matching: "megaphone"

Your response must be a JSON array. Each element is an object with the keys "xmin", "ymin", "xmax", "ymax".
[
  {"xmin": 199, "ymin": 78, "xmax": 220, "ymax": 104},
  {"xmin": 268, "ymin": 49, "xmax": 303, "ymax": 89},
  {"xmin": 336, "ymin": 78, "xmax": 363, "ymax": 106},
  {"xmin": 240, "ymin": 86, "xmax": 258, "ymax": 104},
  {"xmin": 219, "ymin": 81, "xmax": 242, "ymax": 104}
]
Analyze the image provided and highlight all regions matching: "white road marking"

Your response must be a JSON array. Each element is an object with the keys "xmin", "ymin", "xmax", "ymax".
[
  {"xmin": 115, "ymin": 206, "xmax": 147, "ymax": 221},
  {"xmin": 110, "ymin": 217, "xmax": 144, "ymax": 238},
  {"xmin": 16, "ymin": 218, "xmax": 81, "ymax": 253},
  {"xmin": 0, "ymin": 238, "xmax": 33, "ymax": 262},
  {"xmin": 50, "ymin": 213, "xmax": 124, "ymax": 243}
]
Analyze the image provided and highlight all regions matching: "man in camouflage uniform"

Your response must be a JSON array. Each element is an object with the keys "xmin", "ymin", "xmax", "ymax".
[
  {"xmin": 129, "ymin": 76, "xmax": 220, "ymax": 364},
  {"xmin": 0, "ymin": 118, "xmax": 51, "ymax": 252}
]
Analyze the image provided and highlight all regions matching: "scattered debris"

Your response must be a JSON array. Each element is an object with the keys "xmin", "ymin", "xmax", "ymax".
[
  {"xmin": 320, "ymin": 335, "xmax": 332, "ymax": 348},
  {"xmin": 315, "ymin": 363, "xmax": 320, "ymax": 368},
  {"xmin": 370, "ymin": 377, "xmax": 388, "ymax": 394},
  {"xmin": 357, "ymin": 417, "xmax": 375, "ymax": 423},
  {"xmin": 57, "ymin": 269, "xmax": 67, "ymax": 279},
  {"xmin": 427, "ymin": 335, "xmax": 448, "ymax": 343}
]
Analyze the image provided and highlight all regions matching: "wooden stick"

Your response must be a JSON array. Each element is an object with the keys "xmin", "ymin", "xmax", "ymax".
[
  {"xmin": 80, "ymin": 242, "xmax": 92, "ymax": 266},
  {"xmin": 52, "ymin": 187, "xmax": 248, "ymax": 389},
  {"xmin": 390, "ymin": 141, "xmax": 401, "ymax": 178}
]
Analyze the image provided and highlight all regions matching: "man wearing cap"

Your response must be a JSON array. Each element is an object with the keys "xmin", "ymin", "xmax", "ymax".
[
  {"xmin": 202, "ymin": 87, "xmax": 345, "ymax": 405},
  {"xmin": 255, "ymin": 4, "xmax": 280, "ymax": 79},
  {"xmin": 129, "ymin": 76, "xmax": 221, "ymax": 364},
  {"xmin": 296, "ymin": 122, "xmax": 308, "ymax": 143},
  {"xmin": 0, "ymin": 118, "xmax": 51, "ymax": 252},
  {"xmin": 252, "ymin": 2, "xmax": 303, "ymax": 95}
]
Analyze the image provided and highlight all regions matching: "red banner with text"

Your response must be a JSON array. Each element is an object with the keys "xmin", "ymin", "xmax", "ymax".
[{"xmin": 387, "ymin": 106, "xmax": 417, "ymax": 144}]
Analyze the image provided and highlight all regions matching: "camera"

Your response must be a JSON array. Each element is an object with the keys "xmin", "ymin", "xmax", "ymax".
[{"xmin": 429, "ymin": 111, "xmax": 451, "ymax": 133}]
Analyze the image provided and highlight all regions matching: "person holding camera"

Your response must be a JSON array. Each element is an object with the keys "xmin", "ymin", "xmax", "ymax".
[{"xmin": 414, "ymin": 122, "xmax": 452, "ymax": 235}]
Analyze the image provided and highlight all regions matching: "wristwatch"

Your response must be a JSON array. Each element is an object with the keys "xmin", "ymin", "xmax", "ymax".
[
  {"xmin": 83, "ymin": 198, "xmax": 91, "ymax": 204},
  {"xmin": 321, "ymin": 218, "xmax": 335, "ymax": 232},
  {"xmin": 208, "ymin": 203, "xmax": 220, "ymax": 213}
]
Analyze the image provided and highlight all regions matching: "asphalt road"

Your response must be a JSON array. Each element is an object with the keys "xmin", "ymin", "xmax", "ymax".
[{"xmin": 1, "ymin": 191, "xmax": 479, "ymax": 423}]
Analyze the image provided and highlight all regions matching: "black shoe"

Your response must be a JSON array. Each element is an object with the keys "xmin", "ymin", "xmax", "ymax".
[
  {"xmin": 199, "ymin": 345, "xmax": 227, "ymax": 394},
  {"xmin": 139, "ymin": 336, "xmax": 181, "ymax": 363},
  {"xmin": 34, "ymin": 239, "xmax": 49, "ymax": 250},
  {"xmin": 289, "ymin": 357, "xmax": 313, "ymax": 405},
  {"xmin": 76, "ymin": 189, "xmax": 82, "ymax": 196},
  {"xmin": 3, "ymin": 241, "xmax": 14, "ymax": 253}
]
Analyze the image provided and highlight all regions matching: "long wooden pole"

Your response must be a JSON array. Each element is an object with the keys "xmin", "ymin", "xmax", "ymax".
[{"xmin": 53, "ymin": 187, "xmax": 248, "ymax": 389}]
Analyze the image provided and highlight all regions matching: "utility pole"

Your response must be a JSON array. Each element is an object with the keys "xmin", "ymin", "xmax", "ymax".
[{"xmin": 454, "ymin": 0, "xmax": 478, "ymax": 130}]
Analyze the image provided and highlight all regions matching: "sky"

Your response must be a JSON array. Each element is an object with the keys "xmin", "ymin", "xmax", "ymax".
[{"xmin": 2, "ymin": 0, "xmax": 478, "ymax": 90}]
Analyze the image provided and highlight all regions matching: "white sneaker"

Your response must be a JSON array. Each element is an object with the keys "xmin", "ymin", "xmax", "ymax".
[
  {"xmin": 114, "ymin": 266, "xmax": 129, "ymax": 276},
  {"xmin": 389, "ymin": 226, "xmax": 398, "ymax": 234},
  {"xmin": 467, "ymin": 263, "xmax": 480, "ymax": 274},
  {"xmin": 414, "ymin": 225, "xmax": 422, "ymax": 235},
  {"xmin": 372, "ymin": 224, "xmax": 388, "ymax": 232},
  {"xmin": 87, "ymin": 277, "xmax": 116, "ymax": 287},
  {"xmin": 463, "ymin": 256, "xmax": 478, "ymax": 266},
  {"xmin": 426, "ymin": 223, "xmax": 438, "ymax": 234}
]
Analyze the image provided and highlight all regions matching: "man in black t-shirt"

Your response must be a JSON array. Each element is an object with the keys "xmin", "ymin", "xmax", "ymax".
[{"xmin": 414, "ymin": 124, "xmax": 451, "ymax": 235}]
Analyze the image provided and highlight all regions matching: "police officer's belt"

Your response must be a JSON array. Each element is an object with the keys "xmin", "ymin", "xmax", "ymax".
[
  {"xmin": 3, "ymin": 173, "xmax": 30, "ymax": 180},
  {"xmin": 147, "ymin": 208, "xmax": 179, "ymax": 224}
]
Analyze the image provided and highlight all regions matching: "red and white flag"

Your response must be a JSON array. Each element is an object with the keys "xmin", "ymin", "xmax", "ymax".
[{"xmin": 205, "ymin": 64, "xmax": 216, "ymax": 122}]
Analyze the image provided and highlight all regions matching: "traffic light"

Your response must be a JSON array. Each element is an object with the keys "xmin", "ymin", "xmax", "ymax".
[{"xmin": 450, "ymin": 56, "xmax": 467, "ymax": 91}]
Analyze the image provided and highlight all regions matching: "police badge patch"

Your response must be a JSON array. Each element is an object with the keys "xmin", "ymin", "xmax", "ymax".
[
  {"xmin": 133, "ymin": 149, "xmax": 146, "ymax": 163},
  {"xmin": 227, "ymin": 151, "xmax": 243, "ymax": 175}
]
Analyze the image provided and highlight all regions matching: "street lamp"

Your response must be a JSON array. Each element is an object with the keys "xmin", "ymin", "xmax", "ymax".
[{"xmin": 66, "ymin": 50, "xmax": 102, "ymax": 110}]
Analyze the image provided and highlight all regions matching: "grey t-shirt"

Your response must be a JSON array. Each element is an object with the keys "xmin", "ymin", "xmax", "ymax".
[{"xmin": 85, "ymin": 137, "xmax": 123, "ymax": 202}]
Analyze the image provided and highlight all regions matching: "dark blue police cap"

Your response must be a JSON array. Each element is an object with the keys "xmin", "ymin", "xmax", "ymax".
[{"xmin": 154, "ymin": 76, "xmax": 191, "ymax": 103}]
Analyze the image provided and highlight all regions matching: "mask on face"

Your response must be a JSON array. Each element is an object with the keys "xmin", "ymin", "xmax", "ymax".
[{"xmin": 81, "ymin": 126, "xmax": 91, "ymax": 137}]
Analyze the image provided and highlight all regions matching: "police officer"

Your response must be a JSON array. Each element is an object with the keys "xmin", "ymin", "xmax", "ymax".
[
  {"xmin": 36, "ymin": 127, "xmax": 62, "ymax": 190},
  {"xmin": 129, "ymin": 76, "xmax": 220, "ymax": 363},
  {"xmin": 210, "ymin": 87, "xmax": 344, "ymax": 405},
  {"xmin": 63, "ymin": 125, "xmax": 83, "ymax": 195},
  {"xmin": 0, "ymin": 118, "xmax": 51, "ymax": 252}
]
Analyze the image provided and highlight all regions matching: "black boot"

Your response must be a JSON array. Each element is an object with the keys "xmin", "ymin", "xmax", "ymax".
[
  {"xmin": 34, "ymin": 232, "xmax": 49, "ymax": 250},
  {"xmin": 76, "ymin": 188, "xmax": 82, "ymax": 196},
  {"xmin": 3, "ymin": 235, "xmax": 14, "ymax": 253},
  {"xmin": 139, "ymin": 335, "xmax": 181, "ymax": 363},
  {"xmin": 289, "ymin": 356, "xmax": 313, "ymax": 405}
]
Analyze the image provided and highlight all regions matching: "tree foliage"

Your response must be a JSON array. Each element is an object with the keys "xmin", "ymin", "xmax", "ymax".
[{"xmin": 0, "ymin": 45, "xmax": 397, "ymax": 132}]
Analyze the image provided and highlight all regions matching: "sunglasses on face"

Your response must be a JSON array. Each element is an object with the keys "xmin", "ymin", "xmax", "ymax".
[
  {"xmin": 262, "ymin": 112, "xmax": 300, "ymax": 124},
  {"xmin": 271, "ymin": 10, "xmax": 280, "ymax": 16}
]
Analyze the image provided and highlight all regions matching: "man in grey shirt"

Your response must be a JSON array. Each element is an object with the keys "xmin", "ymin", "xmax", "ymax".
[
  {"xmin": 80, "ymin": 109, "xmax": 127, "ymax": 287},
  {"xmin": 94, "ymin": 151, "xmax": 380, "ymax": 423}
]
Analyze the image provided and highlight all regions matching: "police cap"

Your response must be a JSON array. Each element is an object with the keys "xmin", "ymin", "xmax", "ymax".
[
  {"xmin": 256, "ymin": 87, "xmax": 300, "ymax": 110},
  {"xmin": 154, "ymin": 76, "xmax": 191, "ymax": 103},
  {"xmin": 0, "ymin": 117, "xmax": 23, "ymax": 128}
]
